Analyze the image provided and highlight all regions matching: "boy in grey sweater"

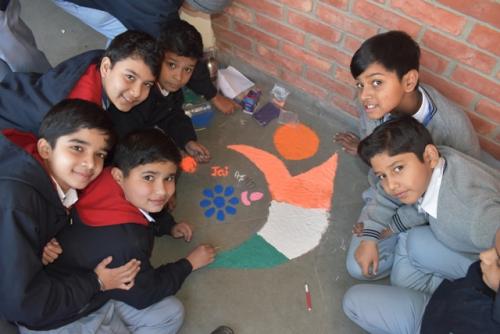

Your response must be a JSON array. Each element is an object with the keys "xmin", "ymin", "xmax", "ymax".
[
  {"xmin": 354, "ymin": 117, "xmax": 500, "ymax": 294},
  {"xmin": 335, "ymin": 30, "xmax": 480, "ymax": 158},
  {"xmin": 338, "ymin": 31, "xmax": 483, "ymax": 280}
]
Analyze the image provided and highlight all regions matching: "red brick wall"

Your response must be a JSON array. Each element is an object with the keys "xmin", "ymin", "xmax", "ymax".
[{"xmin": 212, "ymin": 0, "xmax": 500, "ymax": 159}]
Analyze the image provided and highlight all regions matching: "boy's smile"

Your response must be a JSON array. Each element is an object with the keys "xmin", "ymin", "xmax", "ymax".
[
  {"xmin": 100, "ymin": 57, "xmax": 156, "ymax": 112},
  {"xmin": 355, "ymin": 63, "xmax": 419, "ymax": 120},
  {"xmin": 38, "ymin": 128, "xmax": 110, "ymax": 192},
  {"xmin": 370, "ymin": 147, "xmax": 438, "ymax": 205},
  {"xmin": 113, "ymin": 161, "xmax": 177, "ymax": 213},
  {"xmin": 158, "ymin": 52, "xmax": 197, "ymax": 93}
]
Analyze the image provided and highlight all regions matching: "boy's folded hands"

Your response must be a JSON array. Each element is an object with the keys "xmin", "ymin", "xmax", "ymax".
[{"xmin": 334, "ymin": 132, "xmax": 360, "ymax": 155}]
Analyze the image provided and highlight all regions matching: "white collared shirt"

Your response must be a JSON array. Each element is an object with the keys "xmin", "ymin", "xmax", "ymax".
[
  {"xmin": 412, "ymin": 86, "xmax": 429, "ymax": 124},
  {"xmin": 51, "ymin": 177, "xmax": 78, "ymax": 209},
  {"xmin": 157, "ymin": 83, "xmax": 170, "ymax": 97},
  {"xmin": 418, "ymin": 157, "xmax": 445, "ymax": 219},
  {"xmin": 384, "ymin": 86, "xmax": 430, "ymax": 123},
  {"xmin": 139, "ymin": 208, "xmax": 155, "ymax": 223}
]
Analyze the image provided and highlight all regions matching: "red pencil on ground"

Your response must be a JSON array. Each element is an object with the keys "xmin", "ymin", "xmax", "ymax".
[{"xmin": 305, "ymin": 283, "xmax": 312, "ymax": 311}]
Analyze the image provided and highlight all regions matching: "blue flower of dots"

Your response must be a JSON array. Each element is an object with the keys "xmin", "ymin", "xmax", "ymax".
[{"xmin": 200, "ymin": 184, "xmax": 239, "ymax": 222}]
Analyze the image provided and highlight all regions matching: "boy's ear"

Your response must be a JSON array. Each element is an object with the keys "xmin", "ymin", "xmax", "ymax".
[
  {"xmin": 100, "ymin": 57, "xmax": 112, "ymax": 77},
  {"xmin": 111, "ymin": 167, "xmax": 124, "ymax": 184},
  {"xmin": 402, "ymin": 69, "xmax": 419, "ymax": 93},
  {"xmin": 37, "ymin": 138, "xmax": 52, "ymax": 159},
  {"xmin": 423, "ymin": 144, "xmax": 440, "ymax": 168}
]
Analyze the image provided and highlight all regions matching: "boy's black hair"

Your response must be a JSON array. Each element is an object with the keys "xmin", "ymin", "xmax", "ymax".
[
  {"xmin": 350, "ymin": 30, "xmax": 420, "ymax": 80},
  {"xmin": 39, "ymin": 99, "xmax": 116, "ymax": 149},
  {"xmin": 103, "ymin": 30, "xmax": 162, "ymax": 78},
  {"xmin": 358, "ymin": 116, "xmax": 434, "ymax": 166},
  {"xmin": 157, "ymin": 19, "xmax": 203, "ymax": 60},
  {"xmin": 113, "ymin": 128, "xmax": 181, "ymax": 177}
]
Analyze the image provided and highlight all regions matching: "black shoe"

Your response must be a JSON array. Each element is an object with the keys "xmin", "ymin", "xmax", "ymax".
[{"xmin": 210, "ymin": 325, "xmax": 234, "ymax": 334}]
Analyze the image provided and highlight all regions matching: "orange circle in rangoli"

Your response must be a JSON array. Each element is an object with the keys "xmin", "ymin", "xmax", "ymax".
[{"xmin": 273, "ymin": 123, "xmax": 320, "ymax": 160}]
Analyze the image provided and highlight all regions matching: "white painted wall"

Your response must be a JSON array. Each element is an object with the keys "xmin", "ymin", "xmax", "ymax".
[{"xmin": 180, "ymin": 8, "xmax": 215, "ymax": 50}]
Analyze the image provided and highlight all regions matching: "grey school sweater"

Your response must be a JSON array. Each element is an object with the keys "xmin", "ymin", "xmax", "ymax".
[
  {"xmin": 358, "ymin": 83, "xmax": 483, "ymax": 240},
  {"xmin": 359, "ymin": 84, "xmax": 481, "ymax": 159},
  {"xmin": 362, "ymin": 146, "xmax": 500, "ymax": 254}
]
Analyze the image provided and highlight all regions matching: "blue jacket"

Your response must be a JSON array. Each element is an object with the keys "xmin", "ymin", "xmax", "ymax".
[
  {"xmin": 0, "ymin": 49, "xmax": 197, "ymax": 148},
  {"xmin": 65, "ymin": 0, "xmax": 218, "ymax": 100},
  {"xmin": 422, "ymin": 261, "xmax": 500, "ymax": 334},
  {"xmin": 112, "ymin": 84, "xmax": 197, "ymax": 149},
  {"xmin": 0, "ymin": 49, "xmax": 102, "ymax": 134},
  {"xmin": 67, "ymin": 0, "xmax": 183, "ymax": 38},
  {"xmin": 0, "ymin": 131, "xmax": 102, "ymax": 330},
  {"xmin": 49, "ymin": 169, "xmax": 193, "ymax": 310}
]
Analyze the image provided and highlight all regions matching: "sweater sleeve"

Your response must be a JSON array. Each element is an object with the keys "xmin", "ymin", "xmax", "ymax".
[
  {"xmin": 358, "ymin": 104, "xmax": 369, "ymax": 139},
  {"xmin": 494, "ymin": 290, "xmax": 500, "ymax": 325},
  {"xmin": 0, "ymin": 50, "xmax": 101, "ymax": 135},
  {"xmin": 0, "ymin": 207, "xmax": 99, "ymax": 328},
  {"xmin": 422, "ymin": 262, "xmax": 500, "ymax": 333},
  {"xmin": 423, "ymin": 85, "xmax": 481, "ymax": 160},
  {"xmin": 150, "ymin": 209, "xmax": 177, "ymax": 237},
  {"xmin": 359, "ymin": 171, "xmax": 428, "ymax": 241},
  {"xmin": 156, "ymin": 93, "xmax": 197, "ymax": 150},
  {"xmin": 470, "ymin": 196, "xmax": 500, "ymax": 251},
  {"xmin": 105, "ymin": 254, "xmax": 192, "ymax": 309},
  {"xmin": 186, "ymin": 60, "xmax": 218, "ymax": 101}
]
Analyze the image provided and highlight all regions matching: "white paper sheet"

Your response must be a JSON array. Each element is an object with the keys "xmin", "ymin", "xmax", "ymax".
[{"xmin": 217, "ymin": 66, "xmax": 254, "ymax": 99}]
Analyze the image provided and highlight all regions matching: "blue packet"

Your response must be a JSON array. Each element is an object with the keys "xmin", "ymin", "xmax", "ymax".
[{"xmin": 253, "ymin": 102, "xmax": 280, "ymax": 126}]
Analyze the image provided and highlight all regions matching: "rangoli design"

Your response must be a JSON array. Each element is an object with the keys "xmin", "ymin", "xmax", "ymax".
[
  {"xmin": 209, "ymin": 123, "xmax": 339, "ymax": 268},
  {"xmin": 200, "ymin": 184, "xmax": 239, "ymax": 222}
]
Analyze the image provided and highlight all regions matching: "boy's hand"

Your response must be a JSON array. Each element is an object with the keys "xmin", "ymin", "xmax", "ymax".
[
  {"xmin": 185, "ymin": 141, "xmax": 210, "ymax": 163},
  {"xmin": 42, "ymin": 238, "xmax": 63, "ymax": 265},
  {"xmin": 171, "ymin": 222, "xmax": 193, "ymax": 242},
  {"xmin": 380, "ymin": 227, "xmax": 393, "ymax": 239},
  {"xmin": 186, "ymin": 244, "xmax": 216, "ymax": 270},
  {"xmin": 355, "ymin": 240, "xmax": 379, "ymax": 277},
  {"xmin": 211, "ymin": 93, "xmax": 240, "ymax": 114},
  {"xmin": 352, "ymin": 222, "xmax": 364, "ymax": 237},
  {"xmin": 334, "ymin": 132, "xmax": 360, "ymax": 155},
  {"xmin": 94, "ymin": 257, "xmax": 141, "ymax": 291}
]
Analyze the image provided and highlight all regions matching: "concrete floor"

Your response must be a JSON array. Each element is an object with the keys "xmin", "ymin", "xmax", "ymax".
[{"xmin": 13, "ymin": 1, "xmax": 374, "ymax": 333}]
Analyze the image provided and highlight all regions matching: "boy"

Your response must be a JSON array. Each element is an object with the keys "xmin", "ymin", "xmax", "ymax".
[
  {"xmin": 47, "ymin": 129, "xmax": 216, "ymax": 333},
  {"xmin": 343, "ymin": 228, "xmax": 500, "ymax": 334},
  {"xmin": 335, "ymin": 30, "xmax": 480, "ymax": 158},
  {"xmin": 0, "ymin": 99, "xmax": 141, "ymax": 331},
  {"xmin": 0, "ymin": 29, "xmax": 160, "ymax": 134},
  {"xmin": 352, "ymin": 117, "xmax": 499, "ymax": 293},
  {"xmin": 110, "ymin": 19, "xmax": 211, "ymax": 162},
  {"xmin": 338, "ymin": 31, "xmax": 483, "ymax": 280},
  {"xmin": 50, "ymin": 0, "xmax": 239, "ymax": 114}
]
